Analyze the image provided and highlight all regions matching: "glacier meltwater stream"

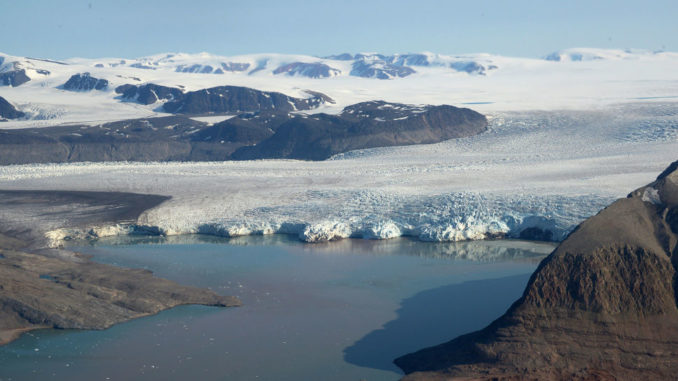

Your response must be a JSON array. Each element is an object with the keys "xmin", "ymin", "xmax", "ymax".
[{"xmin": 0, "ymin": 235, "xmax": 553, "ymax": 381}]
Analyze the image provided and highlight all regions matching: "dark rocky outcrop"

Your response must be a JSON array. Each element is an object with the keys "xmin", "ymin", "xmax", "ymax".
[
  {"xmin": 0, "ymin": 96, "xmax": 24, "ymax": 119},
  {"xmin": 273, "ymin": 62, "xmax": 341, "ymax": 78},
  {"xmin": 162, "ymin": 85, "xmax": 330, "ymax": 114},
  {"xmin": 175, "ymin": 64, "xmax": 214, "ymax": 74},
  {"xmin": 232, "ymin": 101, "xmax": 487, "ymax": 160},
  {"xmin": 248, "ymin": 60, "xmax": 269, "ymax": 75},
  {"xmin": 320, "ymin": 53, "xmax": 500, "ymax": 77},
  {"xmin": 324, "ymin": 53, "xmax": 354, "ymax": 61},
  {"xmin": 0, "ymin": 190, "xmax": 240, "ymax": 346},
  {"xmin": 450, "ymin": 61, "xmax": 497, "ymax": 76},
  {"xmin": 61, "ymin": 72, "xmax": 109, "ymax": 91},
  {"xmin": 129, "ymin": 63, "xmax": 157, "ymax": 70},
  {"xmin": 221, "ymin": 62, "xmax": 250, "ymax": 72},
  {"xmin": 190, "ymin": 113, "xmax": 285, "ymax": 145},
  {"xmin": 326, "ymin": 53, "xmax": 423, "ymax": 79},
  {"xmin": 350, "ymin": 60, "xmax": 416, "ymax": 79},
  {"xmin": 0, "ymin": 101, "xmax": 487, "ymax": 164},
  {"xmin": 0, "ymin": 69, "xmax": 30, "ymax": 87},
  {"xmin": 0, "ymin": 116, "xmax": 204, "ymax": 164},
  {"xmin": 185, "ymin": 114, "xmax": 289, "ymax": 160},
  {"xmin": 390, "ymin": 54, "xmax": 431, "ymax": 67},
  {"xmin": 116, "ymin": 82, "xmax": 331, "ymax": 112},
  {"xmin": 115, "ymin": 83, "xmax": 184, "ymax": 105},
  {"xmin": 395, "ymin": 160, "xmax": 678, "ymax": 380}
]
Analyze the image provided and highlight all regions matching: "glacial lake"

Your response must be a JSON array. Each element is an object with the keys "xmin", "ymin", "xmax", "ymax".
[{"xmin": 0, "ymin": 235, "xmax": 554, "ymax": 381}]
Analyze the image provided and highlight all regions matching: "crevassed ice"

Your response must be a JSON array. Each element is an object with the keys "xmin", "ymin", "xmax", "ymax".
[
  {"xmin": 3, "ymin": 106, "xmax": 673, "ymax": 246},
  {"xmin": 53, "ymin": 191, "xmax": 611, "ymax": 246}
]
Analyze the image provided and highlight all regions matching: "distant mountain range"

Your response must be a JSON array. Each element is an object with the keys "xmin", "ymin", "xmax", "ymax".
[
  {"xmin": 0, "ymin": 49, "xmax": 511, "ymax": 161},
  {"xmin": 0, "ymin": 47, "xmax": 676, "ymax": 127},
  {"xmin": 1, "ymin": 48, "xmax": 671, "ymax": 90}
]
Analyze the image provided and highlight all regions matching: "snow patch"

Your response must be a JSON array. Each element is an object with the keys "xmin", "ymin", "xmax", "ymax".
[{"xmin": 641, "ymin": 187, "xmax": 662, "ymax": 205}]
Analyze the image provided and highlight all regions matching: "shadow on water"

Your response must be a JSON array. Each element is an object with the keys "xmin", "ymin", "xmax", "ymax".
[{"xmin": 343, "ymin": 273, "xmax": 531, "ymax": 374}]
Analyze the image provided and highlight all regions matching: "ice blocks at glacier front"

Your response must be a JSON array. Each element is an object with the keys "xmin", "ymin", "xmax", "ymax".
[{"xmin": 1, "ymin": 103, "xmax": 676, "ymax": 245}]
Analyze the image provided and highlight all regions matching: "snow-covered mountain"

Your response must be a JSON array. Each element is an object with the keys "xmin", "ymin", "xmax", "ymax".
[
  {"xmin": 0, "ymin": 48, "xmax": 677, "ymax": 129},
  {"xmin": 77, "ymin": 51, "xmax": 502, "ymax": 79},
  {"xmin": 0, "ymin": 48, "xmax": 677, "ymax": 244},
  {"xmin": 544, "ymin": 47, "xmax": 669, "ymax": 62}
]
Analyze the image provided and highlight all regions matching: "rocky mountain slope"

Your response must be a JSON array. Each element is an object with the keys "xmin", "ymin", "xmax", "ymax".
[
  {"xmin": 0, "ymin": 96, "xmax": 24, "ymax": 120},
  {"xmin": 232, "ymin": 101, "xmax": 487, "ymax": 160},
  {"xmin": 115, "ymin": 83, "xmax": 184, "ymax": 105},
  {"xmin": 0, "ymin": 69, "xmax": 30, "ymax": 87},
  {"xmin": 0, "ymin": 48, "xmax": 676, "ymax": 130},
  {"xmin": 162, "ymin": 86, "xmax": 329, "ymax": 114},
  {"xmin": 61, "ymin": 72, "xmax": 109, "ymax": 91},
  {"xmin": 395, "ymin": 160, "xmax": 678, "ymax": 380},
  {"xmin": 0, "ymin": 101, "xmax": 487, "ymax": 164}
]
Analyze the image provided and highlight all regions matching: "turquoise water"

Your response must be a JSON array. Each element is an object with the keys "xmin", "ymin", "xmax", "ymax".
[{"xmin": 0, "ymin": 235, "xmax": 553, "ymax": 381}]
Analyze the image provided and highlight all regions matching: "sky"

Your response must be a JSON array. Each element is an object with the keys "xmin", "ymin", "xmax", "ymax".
[{"xmin": 2, "ymin": 0, "xmax": 677, "ymax": 59}]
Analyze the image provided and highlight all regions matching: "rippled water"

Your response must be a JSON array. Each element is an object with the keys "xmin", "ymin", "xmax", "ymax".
[{"xmin": 0, "ymin": 235, "xmax": 554, "ymax": 381}]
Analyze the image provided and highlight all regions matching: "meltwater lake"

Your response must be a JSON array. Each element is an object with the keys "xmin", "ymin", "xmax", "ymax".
[{"xmin": 0, "ymin": 235, "xmax": 554, "ymax": 381}]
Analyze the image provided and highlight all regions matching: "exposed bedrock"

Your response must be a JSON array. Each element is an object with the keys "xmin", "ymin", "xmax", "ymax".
[
  {"xmin": 162, "ymin": 85, "xmax": 330, "ymax": 114},
  {"xmin": 114, "ymin": 82, "xmax": 331, "ymax": 112},
  {"xmin": 0, "ymin": 101, "xmax": 487, "ymax": 163},
  {"xmin": 115, "ymin": 83, "xmax": 184, "ymax": 105},
  {"xmin": 61, "ymin": 72, "xmax": 108, "ymax": 91},
  {"xmin": 0, "ymin": 96, "xmax": 25, "ymax": 120},
  {"xmin": 232, "ymin": 101, "xmax": 488, "ymax": 160},
  {"xmin": 395, "ymin": 159, "xmax": 678, "ymax": 380},
  {"xmin": 0, "ymin": 69, "xmax": 30, "ymax": 87}
]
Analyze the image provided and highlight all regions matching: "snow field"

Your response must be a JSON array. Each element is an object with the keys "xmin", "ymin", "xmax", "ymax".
[{"xmin": 2, "ymin": 48, "xmax": 678, "ymax": 129}]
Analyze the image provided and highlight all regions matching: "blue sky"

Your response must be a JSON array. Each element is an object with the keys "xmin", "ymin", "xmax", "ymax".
[{"xmin": 2, "ymin": 0, "xmax": 676, "ymax": 59}]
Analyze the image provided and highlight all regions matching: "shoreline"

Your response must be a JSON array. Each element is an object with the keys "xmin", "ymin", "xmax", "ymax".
[
  {"xmin": 0, "ymin": 188, "xmax": 558, "ymax": 347},
  {"xmin": 394, "ymin": 159, "xmax": 678, "ymax": 379},
  {"xmin": 0, "ymin": 189, "xmax": 241, "ymax": 347},
  {"xmin": 0, "ymin": 326, "xmax": 48, "ymax": 346}
]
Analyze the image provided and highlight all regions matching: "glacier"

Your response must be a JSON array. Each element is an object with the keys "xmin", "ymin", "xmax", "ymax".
[
  {"xmin": 1, "ymin": 104, "xmax": 675, "ymax": 246},
  {"xmin": 1, "ymin": 48, "xmax": 677, "ymax": 245}
]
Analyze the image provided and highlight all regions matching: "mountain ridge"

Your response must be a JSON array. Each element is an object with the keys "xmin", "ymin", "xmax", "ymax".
[
  {"xmin": 1, "ymin": 47, "xmax": 677, "ymax": 130},
  {"xmin": 0, "ymin": 96, "xmax": 25, "ymax": 120},
  {"xmin": 4, "ymin": 47, "xmax": 671, "ymax": 87},
  {"xmin": 0, "ymin": 100, "xmax": 487, "ymax": 163},
  {"xmin": 395, "ymin": 159, "xmax": 678, "ymax": 380}
]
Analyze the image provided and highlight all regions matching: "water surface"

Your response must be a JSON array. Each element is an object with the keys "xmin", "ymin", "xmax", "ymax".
[{"xmin": 0, "ymin": 235, "xmax": 553, "ymax": 381}]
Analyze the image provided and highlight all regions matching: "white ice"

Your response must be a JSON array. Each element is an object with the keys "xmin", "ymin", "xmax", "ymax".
[
  {"xmin": 0, "ymin": 103, "xmax": 675, "ymax": 245},
  {"xmin": 2, "ymin": 48, "xmax": 678, "ymax": 128},
  {"xmin": 1, "ymin": 49, "xmax": 677, "ymax": 244}
]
